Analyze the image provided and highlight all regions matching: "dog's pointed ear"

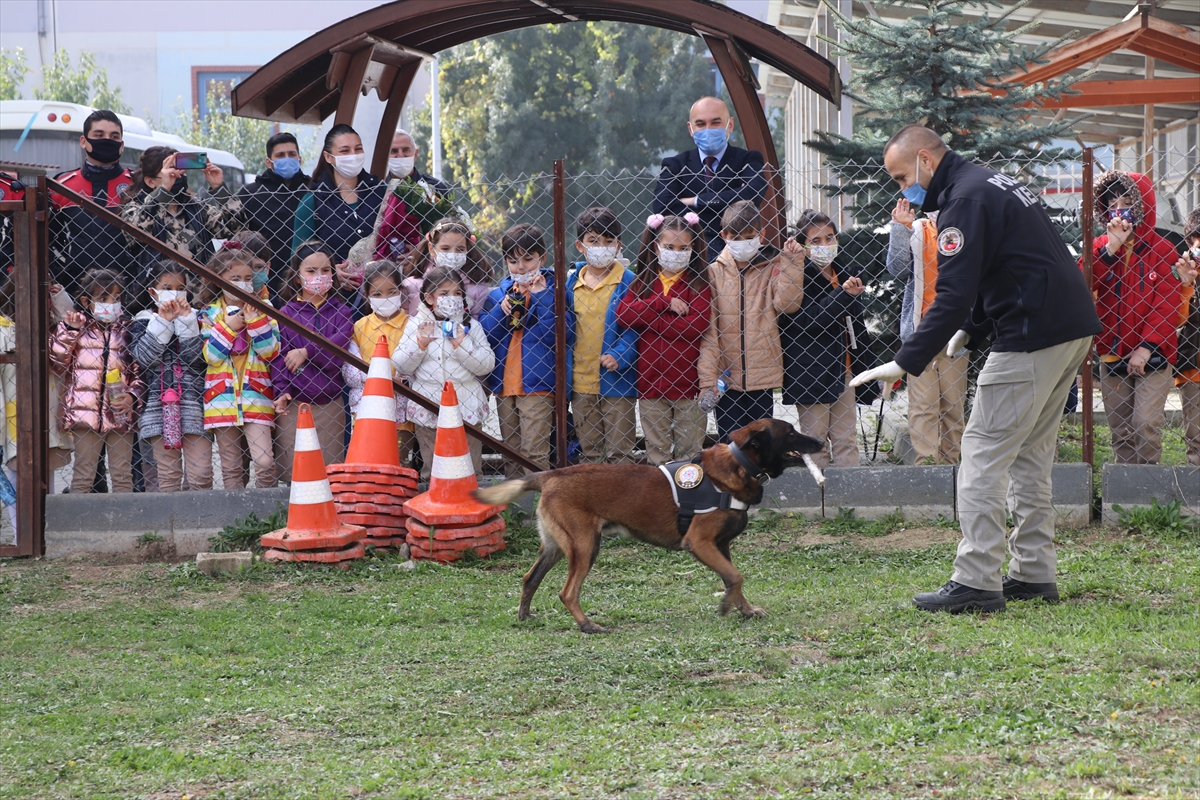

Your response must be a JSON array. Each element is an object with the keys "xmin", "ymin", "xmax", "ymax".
[{"xmin": 742, "ymin": 428, "xmax": 769, "ymax": 455}]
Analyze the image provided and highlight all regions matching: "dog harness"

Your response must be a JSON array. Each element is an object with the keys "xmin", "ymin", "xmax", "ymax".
[{"xmin": 659, "ymin": 453, "xmax": 749, "ymax": 535}]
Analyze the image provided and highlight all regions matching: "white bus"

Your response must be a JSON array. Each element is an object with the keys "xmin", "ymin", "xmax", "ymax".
[{"xmin": 0, "ymin": 100, "xmax": 245, "ymax": 191}]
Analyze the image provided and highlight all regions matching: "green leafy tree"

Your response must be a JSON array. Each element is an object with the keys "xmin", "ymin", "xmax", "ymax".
[
  {"xmin": 0, "ymin": 48, "xmax": 31, "ymax": 101},
  {"xmin": 158, "ymin": 83, "xmax": 296, "ymax": 176},
  {"xmin": 34, "ymin": 50, "xmax": 130, "ymax": 113},
  {"xmin": 411, "ymin": 22, "xmax": 716, "ymax": 236}
]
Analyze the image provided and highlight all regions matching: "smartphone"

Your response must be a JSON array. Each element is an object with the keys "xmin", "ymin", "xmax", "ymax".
[{"xmin": 174, "ymin": 152, "xmax": 208, "ymax": 170}]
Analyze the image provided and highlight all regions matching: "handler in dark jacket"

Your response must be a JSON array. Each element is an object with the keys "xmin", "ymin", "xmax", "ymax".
[
  {"xmin": 781, "ymin": 210, "xmax": 865, "ymax": 468},
  {"xmin": 852, "ymin": 125, "xmax": 1101, "ymax": 614},
  {"xmin": 236, "ymin": 132, "xmax": 312, "ymax": 303}
]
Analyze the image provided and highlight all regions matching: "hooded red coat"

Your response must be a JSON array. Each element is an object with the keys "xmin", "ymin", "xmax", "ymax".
[{"xmin": 1086, "ymin": 171, "xmax": 1183, "ymax": 364}]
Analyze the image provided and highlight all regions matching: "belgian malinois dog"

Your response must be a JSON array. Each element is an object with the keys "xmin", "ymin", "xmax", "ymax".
[{"xmin": 475, "ymin": 419, "xmax": 823, "ymax": 633}]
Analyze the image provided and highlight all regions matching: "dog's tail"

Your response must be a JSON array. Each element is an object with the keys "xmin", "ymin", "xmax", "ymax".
[{"xmin": 473, "ymin": 473, "xmax": 546, "ymax": 505}]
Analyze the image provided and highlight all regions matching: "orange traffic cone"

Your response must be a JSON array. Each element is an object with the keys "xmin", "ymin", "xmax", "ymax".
[
  {"xmin": 403, "ymin": 382, "xmax": 505, "ymax": 527},
  {"xmin": 403, "ymin": 382, "xmax": 507, "ymax": 563},
  {"xmin": 328, "ymin": 335, "xmax": 419, "ymax": 549},
  {"xmin": 261, "ymin": 404, "xmax": 366, "ymax": 560},
  {"xmin": 343, "ymin": 335, "xmax": 402, "ymax": 467}
]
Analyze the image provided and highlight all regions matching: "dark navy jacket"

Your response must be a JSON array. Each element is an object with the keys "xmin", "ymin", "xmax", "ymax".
[
  {"xmin": 780, "ymin": 256, "xmax": 864, "ymax": 406},
  {"xmin": 652, "ymin": 145, "xmax": 767, "ymax": 261},
  {"xmin": 311, "ymin": 170, "xmax": 386, "ymax": 263},
  {"xmin": 895, "ymin": 150, "xmax": 1101, "ymax": 375}
]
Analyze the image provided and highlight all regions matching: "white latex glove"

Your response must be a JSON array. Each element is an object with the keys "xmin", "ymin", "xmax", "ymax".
[
  {"xmin": 946, "ymin": 330, "xmax": 970, "ymax": 358},
  {"xmin": 849, "ymin": 360, "xmax": 906, "ymax": 398}
]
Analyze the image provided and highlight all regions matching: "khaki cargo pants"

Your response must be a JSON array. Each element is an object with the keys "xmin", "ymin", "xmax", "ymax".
[{"xmin": 952, "ymin": 336, "xmax": 1092, "ymax": 591}]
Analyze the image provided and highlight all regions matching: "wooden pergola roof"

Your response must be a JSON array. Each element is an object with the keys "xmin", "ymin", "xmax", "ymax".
[
  {"xmin": 231, "ymin": 0, "xmax": 841, "ymax": 174},
  {"xmin": 1012, "ymin": 8, "xmax": 1199, "ymax": 109}
]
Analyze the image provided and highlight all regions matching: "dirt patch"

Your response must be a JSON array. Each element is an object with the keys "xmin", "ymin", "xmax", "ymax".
[{"xmin": 789, "ymin": 526, "xmax": 959, "ymax": 551}]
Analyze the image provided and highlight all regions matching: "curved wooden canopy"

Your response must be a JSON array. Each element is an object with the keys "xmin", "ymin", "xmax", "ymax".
[{"xmin": 231, "ymin": 0, "xmax": 840, "ymax": 175}]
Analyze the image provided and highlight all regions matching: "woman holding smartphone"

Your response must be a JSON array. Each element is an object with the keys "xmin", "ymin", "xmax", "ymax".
[{"xmin": 120, "ymin": 146, "xmax": 242, "ymax": 301}]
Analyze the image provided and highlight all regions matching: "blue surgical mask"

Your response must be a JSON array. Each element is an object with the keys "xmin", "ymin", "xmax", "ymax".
[
  {"xmin": 252, "ymin": 269, "xmax": 269, "ymax": 292},
  {"xmin": 693, "ymin": 127, "xmax": 728, "ymax": 156},
  {"xmin": 901, "ymin": 157, "xmax": 927, "ymax": 207},
  {"xmin": 272, "ymin": 157, "xmax": 301, "ymax": 180}
]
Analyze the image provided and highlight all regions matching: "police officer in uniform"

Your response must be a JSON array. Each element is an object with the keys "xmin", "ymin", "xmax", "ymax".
[{"xmin": 852, "ymin": 125, "xmax": 1101, "ymax": 613}]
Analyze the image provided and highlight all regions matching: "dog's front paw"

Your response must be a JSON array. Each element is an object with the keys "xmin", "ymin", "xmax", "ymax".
[
  {"xmin": 579, "ymin": 621, "xmax": 610, "ymax": 634},
  {"xmin": 740, "ymin": 605, "xmax": 768, "ymax": 619}
]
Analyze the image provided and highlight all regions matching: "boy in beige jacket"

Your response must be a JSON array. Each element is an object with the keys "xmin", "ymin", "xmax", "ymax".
[{"xmin": 698, "ymin": 200, "xmax": 807, "ymax": 438}]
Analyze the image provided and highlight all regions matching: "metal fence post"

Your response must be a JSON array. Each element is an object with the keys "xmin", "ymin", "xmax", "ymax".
[
  {"xmin": 1081, "ymin": 148, "xmax": 1095, "ymax": 480},
  {"xmin": 10, "ymin": 178, "xmax": 49, "ymax": 557},
  {"xmin": 552, "ymin": 159, "xmax": 569, "ymax": 468}
]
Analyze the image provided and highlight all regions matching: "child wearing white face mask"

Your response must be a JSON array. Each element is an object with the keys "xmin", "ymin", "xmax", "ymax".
[
  {"xmin": 481, "ymin": 223, "xmax": 567, "ymax": 477},
  {"xmin": 343, "ymin": 259, "xmax": 416, "ymax": 465},
  {"xmin": 50, "ymin": 268, "xmax": 145, "ymax": 493},
  {"xmin": 697, "ymin": 200, "xmax": 807, "ymax": 439},
  {"xmin": 779, "ymin": 210, "xmax": 868, "ymax": 469},
  {"xmin": 616, "ymin": 213, "xmax": 712, "ymax": 465},
  {"xmin": 394, "ymin": 266, "xmax": 496, "ymax": 481},
  {"xmin": 566, "ymin": 206, "xmax": 640, "ymax": 464},
  {"xmin": 131, "ymin": 261, "xmax": 212, "ymax": 492},
  {"xmin": 399, "ymin": 217, "xmax": 493, "ymax": 321},
  {"xmin": 200, "ymin": 248, "xmax": 280, "ymax": 489}
]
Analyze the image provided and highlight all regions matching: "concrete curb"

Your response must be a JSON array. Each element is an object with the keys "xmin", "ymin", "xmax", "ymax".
[
  {"xmin": 824, "ymin": 466, "xmax": 956, "ymax": 521},
  {"xmin": 45, "ymin": 487, "xmax": 291, "ymax": 558},
  {"xmin": 1101, "ymin": 465, "xmax": 1200, "ymax": 524},
  {"xmin": 1051, "ymin": 463, "xmax": 1093, "ymax": 527}
]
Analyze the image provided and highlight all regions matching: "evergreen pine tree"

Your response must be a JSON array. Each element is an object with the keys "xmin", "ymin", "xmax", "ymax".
[{"xmin": 808, "ymin": 0, "xmax": 1081, "ymax": 219}]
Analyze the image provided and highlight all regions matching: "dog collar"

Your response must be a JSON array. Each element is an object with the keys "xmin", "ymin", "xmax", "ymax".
[{"xmin": 727, "ymin": 441, "xmax": 770, "ymax": 486}]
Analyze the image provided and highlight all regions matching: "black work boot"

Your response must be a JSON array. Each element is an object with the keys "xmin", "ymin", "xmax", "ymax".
[
  {"xmin": 1002, "ymin": 575, "xmax": 1060, "ymax": 603},
  {"xmin": 913, "ymin": 581, "xmax": 1006, "ymax": 614}
]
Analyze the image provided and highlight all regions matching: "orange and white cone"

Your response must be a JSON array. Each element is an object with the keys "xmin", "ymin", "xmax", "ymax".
[
  {"xmin": 341, "ymin": 335, "xmax": 404, "ymax": 469},
  {"xmin": 261, "ymin": 403, "xmax": 365, "ymax": 554},
  {"xmin": 403, "ymin": 381, "xmax": 506, "ymax": 527}
]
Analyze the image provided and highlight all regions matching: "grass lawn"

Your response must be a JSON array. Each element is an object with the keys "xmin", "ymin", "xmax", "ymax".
[{"xmin": 2, "ymin": 511, "xmax": 1198, "ymax": 800}]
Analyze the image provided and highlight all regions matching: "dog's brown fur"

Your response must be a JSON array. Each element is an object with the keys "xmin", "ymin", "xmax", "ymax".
[{"xmin": 474, "ymin": 419, "xmax": 824, "ymax": 633}]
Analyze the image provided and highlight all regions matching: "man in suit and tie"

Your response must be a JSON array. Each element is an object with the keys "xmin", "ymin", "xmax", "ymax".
[{"xmin": 653, "ymin": 96, "xmax": 768, "ymax": 261}]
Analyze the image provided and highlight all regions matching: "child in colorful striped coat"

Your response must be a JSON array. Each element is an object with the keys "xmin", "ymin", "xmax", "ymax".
[{"xmin": 200, "ymin": 247, "xmax": 280, "ymax": 489}]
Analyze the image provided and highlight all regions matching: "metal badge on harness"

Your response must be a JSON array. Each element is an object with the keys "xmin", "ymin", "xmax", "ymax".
[{"xmin": 660, "ymin": 456, "xmax": 748, "ymax": 535}]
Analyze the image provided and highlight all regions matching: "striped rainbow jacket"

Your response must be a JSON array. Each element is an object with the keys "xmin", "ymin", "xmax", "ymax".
[{"xmin": 200, "ymin": 299, "xmax": 280, "ymax": 428}]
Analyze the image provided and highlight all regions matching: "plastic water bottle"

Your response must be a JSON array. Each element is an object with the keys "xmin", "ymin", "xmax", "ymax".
[
  {"xmin": 697, "ymin": 370, "xmax": 730, "ymax": 413},
  {"xmin": 105, "ymin": 368, "xmax": 129, "ymax": 425}
]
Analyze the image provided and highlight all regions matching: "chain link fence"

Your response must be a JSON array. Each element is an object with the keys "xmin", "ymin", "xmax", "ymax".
[{"xmin": 3, "ymin": 146, "xmax": 1195, "ymax": 529}]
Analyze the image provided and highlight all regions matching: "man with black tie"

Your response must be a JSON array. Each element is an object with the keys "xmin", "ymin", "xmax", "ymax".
[{"xmin": 653, "ymin": 96, "xmax": 767, "ymax": 261}]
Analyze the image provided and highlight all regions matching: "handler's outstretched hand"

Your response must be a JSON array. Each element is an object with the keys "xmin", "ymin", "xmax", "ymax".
[
  {"xmin": 850, "ymin": 360, "xmax": 906, "ymax": 398},
  {"xmin": 946, "ymin": 330, "xmax": 971, "ymax": 358}
]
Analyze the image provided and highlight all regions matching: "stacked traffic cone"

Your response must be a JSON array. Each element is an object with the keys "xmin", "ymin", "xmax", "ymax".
[
  {"xmin": 262, "ymin": 404, "xmax": 366, "ymax": 566},
  {"xmin": 327, "ymin": 335, "xmax": 420, "ymax": 549},
  {"xmin": 403, "ymin": 381, "xmax": 507, "ymax": 563}
]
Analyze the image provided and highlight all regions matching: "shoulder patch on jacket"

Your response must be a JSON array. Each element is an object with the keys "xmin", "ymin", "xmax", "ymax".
[{"xmin": 937, "ymin": 227, "xmax": 964, "ymax": 256}]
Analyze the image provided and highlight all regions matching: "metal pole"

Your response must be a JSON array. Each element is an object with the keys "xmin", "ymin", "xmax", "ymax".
[
  {"xmin": 430, "ymin": 57, "xmax": 442, "ymax": 181},
  {"xmin": 9, "ymin": 179, "xmax": 49, "ymax": 557},
  {"xmin": 1081, "ymin": 147, "xmax": 1095, "ymax": 477},
  {"xmin": 46, "ymin": 179, "xmax": 542, "ymax": 474},
  {"xmin": 552, "ymin": 159, "xmax": 569, "ymax": 469}
]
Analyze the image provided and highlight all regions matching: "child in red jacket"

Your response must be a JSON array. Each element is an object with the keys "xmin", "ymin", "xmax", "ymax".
[
  {"xmin": 616, "ymin": 213, "xmax": 712, "ymax": 465},
  {"xmin": 1089, "ymin": 170, "xmax": 1183, "ymax": 464}
]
